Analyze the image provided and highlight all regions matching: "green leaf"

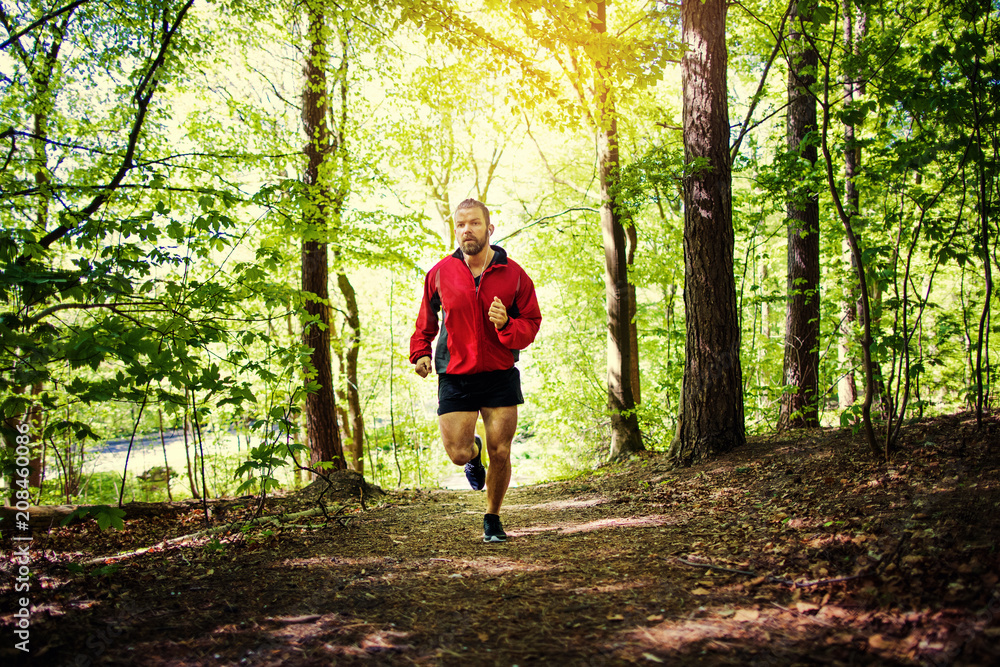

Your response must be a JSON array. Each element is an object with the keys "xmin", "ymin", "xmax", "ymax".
[{"xmin": 60, "ymin": 505, "xmax": 125, "ymax": 531}]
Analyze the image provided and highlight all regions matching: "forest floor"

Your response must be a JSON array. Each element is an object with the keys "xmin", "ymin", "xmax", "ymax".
[{"xmin": 2, "ymin": 411, "xmax": 1000, "ymax": 666}]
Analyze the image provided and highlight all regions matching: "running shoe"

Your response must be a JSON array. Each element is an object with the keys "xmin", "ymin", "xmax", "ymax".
[
  {"xmin": 464, "ymin": 435, "xmax": 486, "ymax": 491},
  {"xmin": 483, "ymin": 513, "xmax": 507, "ymax": 542}
]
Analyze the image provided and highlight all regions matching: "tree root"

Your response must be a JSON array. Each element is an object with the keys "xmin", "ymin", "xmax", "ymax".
[{"xmin": 82, "ymin": 504, "xmax": 344, "ymax": 566}]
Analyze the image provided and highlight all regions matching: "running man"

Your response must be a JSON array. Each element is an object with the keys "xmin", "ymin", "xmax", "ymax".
[{"xmin": 410, "ymin": 198, "xmax": 542, "ymax": 542}]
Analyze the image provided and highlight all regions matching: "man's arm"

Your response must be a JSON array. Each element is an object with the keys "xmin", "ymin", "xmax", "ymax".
[
  {"xmin": 496, "ymin": 268, "xmax": 541, "ymax": 350},
  {"xmin": 414, "ymin": 356, "xmax": 432, "ymax": 377},
  {"xmin": 409, "ymin": 269, "xmax": 440, "ymax": 369}
]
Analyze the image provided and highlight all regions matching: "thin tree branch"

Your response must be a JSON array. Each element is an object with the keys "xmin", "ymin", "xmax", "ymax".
[
  {"xmin": 0, "ymin": 0, "xmax": 88, "ymax": 52},
  {"xmin": 25, "ymin": 300, "xmax": 164, "ymax": 325},
  {"xmin": 19, "ymin": 0, "xmax": 196, "ymax": 263},
  {"xmin": 730, "ymin": 0, "xmax": 794, "ymax": 162},
  {"xmin": 494, "ymin": 207, "xmax": 599, "ymax": 244}
]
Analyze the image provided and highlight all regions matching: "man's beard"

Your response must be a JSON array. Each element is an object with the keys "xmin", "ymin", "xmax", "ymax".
[{"xmin": 461, "ymin": 235, "xmax": 487, "ymax": 256}]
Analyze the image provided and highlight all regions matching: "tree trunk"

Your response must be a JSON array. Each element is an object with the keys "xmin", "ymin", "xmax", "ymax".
[
  {"xmin": 820, "ymin": 1, "xmax": 878, "ymax": 456},
  {"xmin": 157, "ymin": 408, "xmax": 174, "ymax": 502},
  {"xmin": 669, "ymin": 0, "xmax": 745, "ymax": 464},
  {"xmin": 627, "ymin": 224, "xmax": 641, "ymax": 407},
  {"xmin": 7, "ymin": 12, "xmax": 71, "ymax": 500},
  {"xmin": 600, "ymin": 117, "xmax": 644, "ymax": 460},
  {"xmin": 779, "ymin": 5, "xmax": 821, "ymax": 429},
  {"xmin": 594, "ymin": 1, "xmax": 643, "ymax": 460},
  {"xmin": 301, "ymin": 0, "xmax": 346, "ymax": 471},
  {"xmin": 839, "ymin": 0, "xmax": 866, "ymax": 411},
  {"xmin": 839, "ymin": 237, "xmax": 859, "ymax": 408},
  {"xmin": 337, "ymin": 271, "xmax": 365, "ymax": 472},
  {"xmin": 970, "ymin": 33, "xmax": 994, "ymax": 427},
  {"xmin": 324, "ymin": 26, "xmax": 361, "ymax": 471},
  {"xmin": 182, "ymin": 395, "xmax": 199, "ymax": 499}
]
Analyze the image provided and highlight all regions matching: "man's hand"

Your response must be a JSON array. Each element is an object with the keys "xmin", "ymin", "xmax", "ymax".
[
  {"xmin": 488, "ymin": 296, "xmax": 509, "ymax": 330},
  {"xmin": 415, "ymin": 356, "xmax": 432, "ymax": 378}
]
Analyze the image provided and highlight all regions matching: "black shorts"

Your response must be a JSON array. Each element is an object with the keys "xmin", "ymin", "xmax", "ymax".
[{"xmin": 437, "ymin": 367, "xmax": 523, "ymax": 415}]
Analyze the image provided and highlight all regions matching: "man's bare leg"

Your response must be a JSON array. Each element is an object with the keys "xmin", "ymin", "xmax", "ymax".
[
  {"xmin": 480, "ymin": 405, "xmax": 517, "ymax": 514},
  {"xmin": 438, "ymin": 411, "xmax": 479, "ymax": 465}
]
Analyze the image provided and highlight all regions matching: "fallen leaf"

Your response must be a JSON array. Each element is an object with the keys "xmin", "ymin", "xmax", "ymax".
[
  {"xmin": 733, "ymin": 609, "xmax": 760, "ymax": 622},
  {"xmin": 795, "ymin": 601, "xmax": 819, "ymax": 614},
  {"xmin": 646, "ymin": 614, "xmax": 664, "ymax": 622},
  {"xmin": 607, "ymin": 613, "xmax": 625, "ymax": 621},
  {"xmin": 690, "ymin": 587, "xmax": 711, "ymax": 596},
  {"xmin": 868, "ymin": 634, "xmax": 895, "ymax": 650},
  {"xmin": 817, "ymin": 606, "xmax": 850, "ymax": 620},
  {"xmin": 642, "ymin": 653, "xmax": 664, "ymax": 663}
]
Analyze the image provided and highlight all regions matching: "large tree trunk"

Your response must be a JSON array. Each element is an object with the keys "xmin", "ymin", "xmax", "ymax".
[
  {"xmin": 778, "ymin": 5, "xmax": 821, "ymax": 429},
  {"xmin": 301, "ymin": 0, "xmax": 345, "ymax": 471},
  {"xmin": 595, "ymin": 1, "xmax": 643, "ymax": 460},
  {"xmin": 669, "ymin": 0, "xmax": 745, "ymax": 465}
]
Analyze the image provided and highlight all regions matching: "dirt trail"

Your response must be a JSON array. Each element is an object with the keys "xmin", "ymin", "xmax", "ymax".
[{"xmin": 2, "ymin": 412, "xmax": 999, "ymax": 665}]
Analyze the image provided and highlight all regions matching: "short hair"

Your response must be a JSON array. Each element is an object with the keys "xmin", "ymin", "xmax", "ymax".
[{"xmin": 454, "ymin": 198, "xmax": 490, "ymax": 226}]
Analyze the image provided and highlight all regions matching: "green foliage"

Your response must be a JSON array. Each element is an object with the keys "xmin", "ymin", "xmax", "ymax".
[
  {"xmin": 203, "ymin": 537, "xmax": 226, "ymax": 555},
  {"xmin": 66, "ymin": 563, "xmax": 122, "ymax": 577},
  {"xmin": 233, "ymin": 405, "xmax": 310, "ymax": 495},
  {"xmin": 61, "ymin": 505, "xmax": 127, "ymax": 531},
  {"xmin": 1, "ymin": 0, "xmax": 997, "ymax": 490}
]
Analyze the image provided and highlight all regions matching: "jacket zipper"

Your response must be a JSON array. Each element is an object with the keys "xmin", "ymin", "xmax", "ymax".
[{"xmin": 471, "ymin": 258, "xmax": 497, "ymax": 374}]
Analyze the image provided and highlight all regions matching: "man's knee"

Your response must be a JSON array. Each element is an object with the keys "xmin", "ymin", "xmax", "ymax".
[
  {"xmin": 485, "ymin": 441, "xmax": 511, "ymax": 463},
  {"xmin": 446, "ymin": 449, "xmax": 472, "ymax": 466},
  {"xmin": 441, "ymin": 437, "xmax": 475, "ymax": 465}
]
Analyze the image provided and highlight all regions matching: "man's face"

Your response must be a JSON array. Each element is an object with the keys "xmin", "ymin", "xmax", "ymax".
[{"xmin": 455, "ymin": 207, "xmax": 492, "ymax": 256}]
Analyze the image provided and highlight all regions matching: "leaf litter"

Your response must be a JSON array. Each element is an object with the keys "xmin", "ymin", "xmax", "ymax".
[{"xmin": 1, "ymin": 410, "xmax": 998, "ymax": 665}]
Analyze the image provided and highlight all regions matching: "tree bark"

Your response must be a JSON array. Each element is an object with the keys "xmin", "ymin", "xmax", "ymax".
[
  {"xmin": 839, "ymin": 0, "xmax": 866, "ymax": 411},
  {"xmin": 301, "ymin": 0, "xmax": 345, "ymax": 471},
  {"xmin": 600, "ymin": 115, "xmax": 644, "ymax": 459},
  {"xmin": 779, "ymin": 4, "xmax": 821, "ymax": 429},
  {"xmin": 838, "ymin": 237, "xmax": 859, "ymax": 408},
  {"xmin": 669, "ymin": 0, "xmax": 745, "ymax": 464},
  {"xmin": 594, "ymin": 1, "xmax": 643, "ymax": 460},
  {"xmin": 336, "ymin": 270, "xmax": 365, "ymax": 472},
  {"xmin": 819, "ymin": 1, "xmax": 877, "ymax": 456},
  {"xmin": 2, "ymin": 5, "xmax": 72, "ymax": 499},
  {"xmin": 627, "ymin": 223, "xmax": 641, "ymax": 407},
  {"xmin": 182, "ymin": 395, "xmax": 199, "ymax": 499}
]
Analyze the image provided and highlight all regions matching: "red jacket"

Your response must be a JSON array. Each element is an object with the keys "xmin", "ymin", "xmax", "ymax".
[{"xmin": 410, "ymin": 246, "xmax": 541, "ymax": 375}]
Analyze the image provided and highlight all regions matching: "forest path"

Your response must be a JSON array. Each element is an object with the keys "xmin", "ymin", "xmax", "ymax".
[{"xmin": 2, "ymin": 411, "xmax": 999, "ymax": 665}]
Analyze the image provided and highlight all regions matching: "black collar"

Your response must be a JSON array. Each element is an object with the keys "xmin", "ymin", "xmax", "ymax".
[{"xmin": 451, "ymin": 244, "xmax": 508, "ymax": 266}]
